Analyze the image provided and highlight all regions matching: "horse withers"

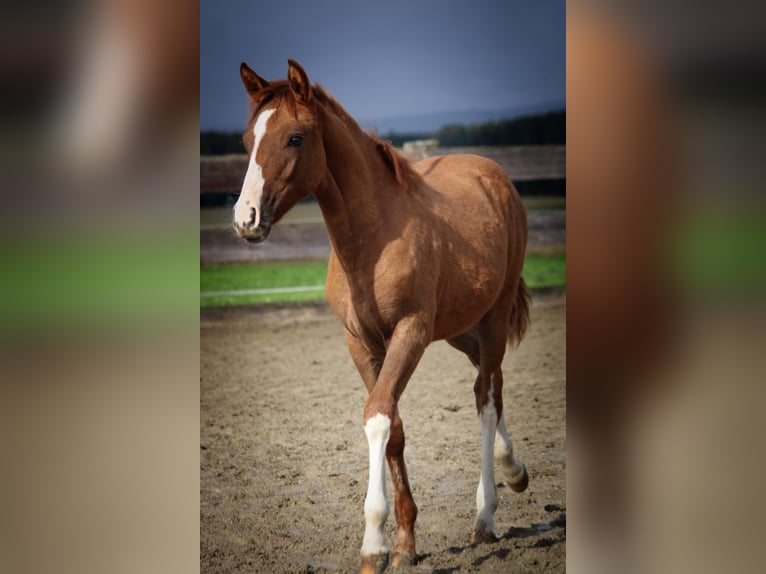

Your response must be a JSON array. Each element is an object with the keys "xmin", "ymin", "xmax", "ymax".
[{"xmin": 233, "ymin": 59, "xmax": 530, "ymax": 573}]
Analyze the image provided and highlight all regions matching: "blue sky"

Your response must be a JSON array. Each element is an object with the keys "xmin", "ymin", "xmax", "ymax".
[{"xmin": 200, "ymin": 0, "xmax": 565, "ymax": 131}]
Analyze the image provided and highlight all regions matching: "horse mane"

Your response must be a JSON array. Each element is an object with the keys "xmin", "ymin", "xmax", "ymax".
[
  {"xmin": 248, "ymin": 81, "xmax": 422, "ymax": 191},
  {"xmin": 313, "ymin": 86, "xmax": 422, "ymax": 191},
  {"xmin": 374, "ymin": 138, "xmax": 422, "ymax": 190}
]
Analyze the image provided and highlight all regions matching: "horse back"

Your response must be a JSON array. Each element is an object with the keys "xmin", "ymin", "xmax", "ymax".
[{"xmin": 415, "ymin": 153, "xmax": 527, "ymax": 267}]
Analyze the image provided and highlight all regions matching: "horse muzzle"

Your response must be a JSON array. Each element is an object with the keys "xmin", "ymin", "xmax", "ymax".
[
  {"xmin": 244, "ymin": 225, "xmax": 271, "ymax": 243},
  {"xmin": 233, "ymin": 204, "xmax": 273, "ymax": 243},
  {"xmin": 234, "ymin": 220, "xmax": 271, "ymax": 243}
]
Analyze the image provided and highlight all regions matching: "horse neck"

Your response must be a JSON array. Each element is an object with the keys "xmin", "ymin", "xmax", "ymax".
[{"xmin": 314, "ymin": 103, "xmax": 395, "ymax": 269}]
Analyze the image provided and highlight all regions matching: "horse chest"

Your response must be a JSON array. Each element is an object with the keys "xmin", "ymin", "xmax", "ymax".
[
  {"xmin": 326, "ymin": 248, "xmax": 427, "ymax": 345},
  {"xmin": 348, "ymin": 275, "xmax": 420, "ymax": 342}
]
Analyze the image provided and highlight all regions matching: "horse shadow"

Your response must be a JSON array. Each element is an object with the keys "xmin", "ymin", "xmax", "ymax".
[{"xmin": 416, "ymin": 510, "xmax": 566, "ymax": 573}]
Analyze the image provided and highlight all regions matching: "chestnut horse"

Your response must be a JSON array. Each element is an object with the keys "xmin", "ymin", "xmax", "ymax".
[{"xmin": 233, "ymin": 60, "xmax": 530, "ymax": 573}]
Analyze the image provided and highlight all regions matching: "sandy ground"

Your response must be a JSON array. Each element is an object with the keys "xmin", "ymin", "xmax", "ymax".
[{"xmin": 200, "ymin": 295, "xmax": 565, "ymax": 573}]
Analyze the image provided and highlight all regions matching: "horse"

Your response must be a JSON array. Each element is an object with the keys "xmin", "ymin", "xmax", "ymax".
[{"xmin": 233, "ymin": 59, "xmax": 531, "ymax": 573}]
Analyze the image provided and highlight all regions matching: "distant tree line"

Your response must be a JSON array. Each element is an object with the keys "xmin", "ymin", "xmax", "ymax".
[
  {"xmin": 440, "ymin": 109, "xmax": 565, "ymax": 146},
  {"xmin": 384, "ymin": 110, "xmax": 565, "ymax": 147},
  {"xmin": 200, "ymin": 109, "xmax": 565, "ymax": 155}
]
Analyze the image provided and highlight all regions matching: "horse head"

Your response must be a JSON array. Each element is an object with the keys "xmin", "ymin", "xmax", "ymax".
[{"xmin": 233, "ymin": 60, "xmax": 326, "ymax": 242}]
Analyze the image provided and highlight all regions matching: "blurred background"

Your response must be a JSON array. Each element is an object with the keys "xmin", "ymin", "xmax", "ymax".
[
  {"xmin": 0, "ymin": 0, "xmax": 199, "ymax": 573},
  {"xmin": 567, "ymin": 1, "xmax": 766, "ymax": 573},
  {"xmin": 1, "ymin": 0, "xmax": 764, "ymax": 571}
]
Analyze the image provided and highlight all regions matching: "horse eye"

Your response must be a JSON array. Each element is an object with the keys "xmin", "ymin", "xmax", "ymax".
[{"xmin": 287, "ymin": 135, "xmax": 304, "ymax": 148}]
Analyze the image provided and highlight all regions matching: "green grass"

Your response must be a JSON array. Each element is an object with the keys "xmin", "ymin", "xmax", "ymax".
[
  {"xmin": 200, "ymin": 253, "xmax": 566, "ymax": 307},
  {"xmin": 672, "ymin": 208, "xmax": 766, "ymax": 293},
  {"xmin": 523, "ymin": 253, "xmax": 567, "ymax": 289},
  {"xmin": 0, "ymin": 228, "xmax": 199, "ymax": 331},
  {"xmin": 201, "ymin": 260, "xmax": 328, "ymax": 306}
]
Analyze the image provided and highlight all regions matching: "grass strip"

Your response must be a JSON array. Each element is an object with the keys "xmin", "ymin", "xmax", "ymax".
[{"xmin": 200, "ymin": 253, "xmax": 566, "ymax": 307}]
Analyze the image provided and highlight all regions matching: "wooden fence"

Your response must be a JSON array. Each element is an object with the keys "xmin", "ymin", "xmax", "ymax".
[{"xmin": 200, "ymin": 145, "xmax": 565, "ymax": 194}]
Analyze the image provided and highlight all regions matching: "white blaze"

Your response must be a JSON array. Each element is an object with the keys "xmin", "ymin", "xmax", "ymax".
[{"xmin": 233, "ymin": 108, "xmax": 275, "ymax": 230}]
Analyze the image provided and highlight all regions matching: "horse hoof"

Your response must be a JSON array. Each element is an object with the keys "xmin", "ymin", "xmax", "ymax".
[
  {"xmin": 471, "ymin": 527, "xmax": 499, "ymax": 545},
  {"xmin": 392, "ymin": 551, "xmax": 415, "ymax": 569},
  {"xmin": 508, "ymin": 463, "xmax": 529, "ymax": 493},
  {"xmin": 361, "ymin": 552, "xmax": 390, "ymax": 574}
]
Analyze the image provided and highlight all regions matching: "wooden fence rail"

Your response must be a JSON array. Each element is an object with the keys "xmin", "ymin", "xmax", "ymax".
[{"xmin": 200, "ymin": 145, "xmax": 565, "ymax": 194}]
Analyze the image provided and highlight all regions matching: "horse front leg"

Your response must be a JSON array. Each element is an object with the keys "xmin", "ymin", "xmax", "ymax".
[
  {"xmin": 345, "ymin": 332, "xmax": 389, "ymax": 573},
  {"xmin": 361, "ymin": 412, "xmax": 391, "ymax": 574},
  {"xmin": 358, "ymin": 315, "xmax": 430, "ymax": 574},
  {"xmin": 386, "ymin": 412, "xmax": 417, "ymax": 567}
]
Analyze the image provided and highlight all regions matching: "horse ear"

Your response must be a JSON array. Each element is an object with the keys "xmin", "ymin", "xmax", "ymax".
[
  {"xmin": 287, "ymin": 59, "xmax": 312, "ymax": 102},
  {"xmin": 240, "ymin": 62, "xmax": 269, "ymax": 95}
]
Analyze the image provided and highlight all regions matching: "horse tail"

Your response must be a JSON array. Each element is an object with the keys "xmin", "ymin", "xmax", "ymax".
[{"xmin": 507, "ymin": 277, "xmax": 531, "ymax": 348}]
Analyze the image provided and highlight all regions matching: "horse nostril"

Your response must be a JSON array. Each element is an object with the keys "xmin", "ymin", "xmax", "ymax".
[{"xmin": 248, "ymin": 207, "xmax": 256, "ymax": 227}]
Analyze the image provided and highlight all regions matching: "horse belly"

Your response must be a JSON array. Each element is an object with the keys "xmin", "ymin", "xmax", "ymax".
[{"xmin": 432, "ymin": 260, "xmax": 507, "ymax": 340}]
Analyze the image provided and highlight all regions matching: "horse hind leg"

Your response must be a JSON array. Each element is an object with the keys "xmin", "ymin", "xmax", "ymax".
[
  {"xmin": 496, "ymin": 277, "xmax": 530, "ymax": 492},
  {"xmin": 448, "ymin": 327, "xmax": 503, "ymax": 543},
  {"xmin": 495, "ymin": 413, "xmax": 529, "ymax": 493},
  {"xmin": 472, "ymin": 367, "xmax": 529, "ymax": 545},
  {"xmin": 449, "ymin": 315, "xmax": 528, "ymax": 542},
  {"xmin": 472, "ymin": 368, "xmax": 501, "ymax": 544},
  {"xmin": 471, "ymin": 295, "xmax": 533, "ymax": 544}
]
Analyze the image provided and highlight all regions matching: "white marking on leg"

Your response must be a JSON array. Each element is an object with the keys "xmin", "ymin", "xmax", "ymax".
[
  {"xmin": 495, "ymin": 414, "xmax": 526, "ymax": 484},
  {"xmin": 476, "ymin": 376, "xmax": 499, "ymax": 536},
  {"xmin": 233, "ymin": 108, "xmax": 274, "ymax": 231},
  {"xmin": 362, "ymin": 413, "xmax": 391, "ymax": 558}
]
